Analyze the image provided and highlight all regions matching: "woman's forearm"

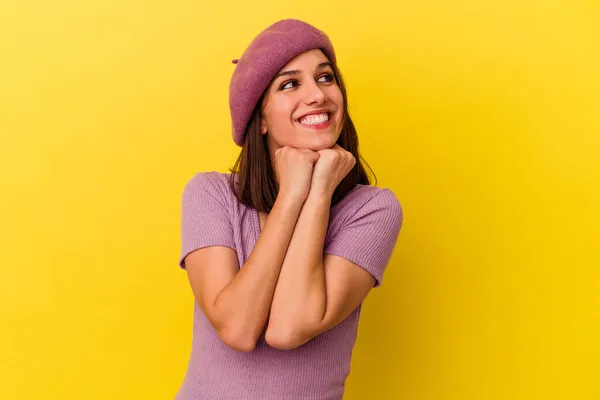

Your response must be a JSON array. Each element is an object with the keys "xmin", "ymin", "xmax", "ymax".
[
  {"xmin": 213, "ymin": 193, "xmax": 304, "ymax": 350},
  {"xmin": 265, "ymin": 191, "xmax": 332, "ymax": 348}
]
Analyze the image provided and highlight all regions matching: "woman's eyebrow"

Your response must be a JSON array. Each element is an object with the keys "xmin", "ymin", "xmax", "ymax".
[{"xmin": 274, "ymin": 62, "xmax": 333, "ymax": 80}]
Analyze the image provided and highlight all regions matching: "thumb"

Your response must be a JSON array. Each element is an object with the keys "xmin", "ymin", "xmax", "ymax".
[{"xmin": 309, "ymin": 151, "xmax": 321, "ymax": 164}]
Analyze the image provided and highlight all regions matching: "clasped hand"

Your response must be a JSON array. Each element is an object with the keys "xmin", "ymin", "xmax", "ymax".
[{"xmin": 274, "ymin": 144, "xmax": 356, "ymax": 202}]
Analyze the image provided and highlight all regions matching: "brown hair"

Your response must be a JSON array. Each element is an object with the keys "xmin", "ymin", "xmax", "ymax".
[{"xmin": 229, "ymin": 57, "xmax": 376, "ymax": 213}]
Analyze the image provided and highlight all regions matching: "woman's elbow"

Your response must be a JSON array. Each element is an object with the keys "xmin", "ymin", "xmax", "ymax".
[
  {"xmin": 264, "ymin": 327, "xmax": 306, "ymax": 350},
  {"xmin": 218, "ymin": 328, "xmax": 259, "ymax": 352}
]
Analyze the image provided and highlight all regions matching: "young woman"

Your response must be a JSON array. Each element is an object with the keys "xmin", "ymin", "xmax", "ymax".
[{"xmin": 176, "ymin": 19, "xmax": 403, "ymax": 400}]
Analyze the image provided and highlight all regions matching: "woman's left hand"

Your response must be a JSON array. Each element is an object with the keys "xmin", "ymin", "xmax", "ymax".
[{"xmin": 309, "ymin": 144, "xmax": 356, "ymax": 198}]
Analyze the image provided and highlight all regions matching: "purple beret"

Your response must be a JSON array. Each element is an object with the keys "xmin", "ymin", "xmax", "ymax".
[{"xmin": 228, "ymin": 19, "xmax": 337, "ymax": 147}]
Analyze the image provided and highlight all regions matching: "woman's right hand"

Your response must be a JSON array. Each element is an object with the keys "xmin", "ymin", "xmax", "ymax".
[{"xmin": 274, "ymin": 146, "xmax": 320, "ymax": 203}]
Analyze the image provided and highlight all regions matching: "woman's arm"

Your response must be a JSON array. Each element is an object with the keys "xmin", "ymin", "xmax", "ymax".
[
  {"xmin": 265, "ymin": 145, "xmax": 379, "ymax": 350},
  {"xmin": 264, "ymin": 189, "xmax": 376, "ymax": 350},
  {"xmin": 263, "ymin": 191, "xmax": 331, "ymax": 348},
  {"xmin": 185, "ymin": 193, "xmax": 303, "ymax": 352},
  {"xmin": 184, "ymin": 148, "xmax": 319, "ymax": 352}
]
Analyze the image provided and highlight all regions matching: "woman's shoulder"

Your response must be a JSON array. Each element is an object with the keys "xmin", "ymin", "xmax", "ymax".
[
  {"xmin": 182, "ymin": 171, "xmax": 236, "ymax": 200},
  {"xmin": 327, "ymin": 183, "xmax": 402, "ymax": 235},
  {"xmin": 184, "ymin": 170, "xmax": 231, "ymax": 185},
  {"xmin": 336, "ymin": 184, "xmax": 402, "ymax": 213}
]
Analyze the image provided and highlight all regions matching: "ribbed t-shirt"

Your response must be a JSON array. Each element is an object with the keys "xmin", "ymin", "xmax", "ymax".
[{"xmin": 176, "ymin": 171, "xmax": 403, "ymax": 400}]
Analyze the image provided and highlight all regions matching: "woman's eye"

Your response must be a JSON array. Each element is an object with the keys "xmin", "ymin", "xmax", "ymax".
[
  {"xmin": 280, "ymin": 80, "xmax": 298, "ymax": 90},
  {"xmin": 279, "ymin": 74, "xmax": 334, "ymax": 90},
  {"xmin": 318, "ymin": 73, "xmax": 335, "ymax": 83}
]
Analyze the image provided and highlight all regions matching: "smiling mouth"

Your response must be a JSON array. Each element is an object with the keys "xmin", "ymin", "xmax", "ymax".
[{"xmin": 298, "ymin": 112, "xmax": 331, "ymax": 127}]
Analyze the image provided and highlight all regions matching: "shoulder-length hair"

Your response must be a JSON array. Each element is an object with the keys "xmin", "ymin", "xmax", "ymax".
[{"xmin": 229, "ymin": 55, "xmax": 376, "ymax": 213}]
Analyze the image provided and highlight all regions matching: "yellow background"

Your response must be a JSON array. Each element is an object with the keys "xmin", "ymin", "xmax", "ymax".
[{"xmin": 1, "ymin": 0, "xmax": 599, "ymax": 399}]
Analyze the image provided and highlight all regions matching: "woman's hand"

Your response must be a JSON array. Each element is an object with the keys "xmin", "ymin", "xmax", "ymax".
[
  {"xmin": 310, "ymin": 144, "xmax": 356, "ymax": 198},
  {"xmin": 274, "ymin": 146, "xmax": 320, "ymax": 203}
]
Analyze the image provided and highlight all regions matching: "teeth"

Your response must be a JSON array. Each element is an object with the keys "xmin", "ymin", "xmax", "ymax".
[{"xmin": 299, "ymin": 113, "xmax": 329, "ymax": 125}]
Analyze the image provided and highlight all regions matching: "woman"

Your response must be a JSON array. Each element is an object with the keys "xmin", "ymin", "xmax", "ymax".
[{"xmin": 176, "ymin": 19, "xmax": 403, "ymax": 400}]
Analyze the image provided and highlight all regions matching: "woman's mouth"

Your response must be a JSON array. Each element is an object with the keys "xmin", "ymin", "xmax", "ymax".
[{"xmin": 298, "ymin": 112, "xmax": 332, "ymax": 129}]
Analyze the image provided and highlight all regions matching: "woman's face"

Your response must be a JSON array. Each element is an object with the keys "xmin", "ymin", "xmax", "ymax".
[{"xmin": 260, "ymin": 49, "xmax": 344, "ymax": 153}]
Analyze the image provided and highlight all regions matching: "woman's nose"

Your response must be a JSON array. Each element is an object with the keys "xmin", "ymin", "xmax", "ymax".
[{"xmin": 303, "ymin": 80, "xmax": 327, "ymax": 105}]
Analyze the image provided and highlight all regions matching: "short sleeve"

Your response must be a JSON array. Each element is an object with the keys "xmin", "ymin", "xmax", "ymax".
[
  {"xmin": 324, "ymin": 189, "xmax": 403, "ymax": 287},
  {"xmin": 178, "ymin": 173, "xmax": 236, "ymax": 269}
]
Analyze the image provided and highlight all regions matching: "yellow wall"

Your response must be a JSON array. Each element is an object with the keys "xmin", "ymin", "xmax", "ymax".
[{"xmin": 1, "ymin": 1, "xmax": 598, "ymax": 399}]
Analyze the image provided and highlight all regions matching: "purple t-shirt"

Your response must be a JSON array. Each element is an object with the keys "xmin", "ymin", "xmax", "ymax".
[{"xmin": 176, "ymin": 171, "xmax": 403, "ymax": 400}]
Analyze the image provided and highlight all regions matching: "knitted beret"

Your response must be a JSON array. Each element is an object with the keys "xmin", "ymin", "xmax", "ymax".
[{"xmin": 228, "ymin": 19, "xmax": 337, "ymax": 147}]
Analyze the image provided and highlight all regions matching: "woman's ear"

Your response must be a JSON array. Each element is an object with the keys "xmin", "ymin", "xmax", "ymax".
[
  {"xmin": 260, "ymin": 93, "xmax": 270, "ymax": 135},
  {"xmin": 260, "ymin": 119, "xmax": 268, "ymax": 135}
]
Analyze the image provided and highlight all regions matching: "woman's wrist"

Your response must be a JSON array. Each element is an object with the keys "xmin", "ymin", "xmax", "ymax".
[
  {"xmin": 305, "ymin": 186, "xmax": 334, "ymax": 207},
  {"xmin": 276, "ymin": 189, "xmax": 308, "ymax": 210}
]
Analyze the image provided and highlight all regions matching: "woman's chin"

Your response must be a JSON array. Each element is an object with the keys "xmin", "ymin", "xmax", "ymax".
[
  {"xmin": 299, "ymin": 133, "xmax": 339, "ymax": 151},
  {"xmin": 301, "ymin": 141, "xmax": 336, "ymax": 152}
]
